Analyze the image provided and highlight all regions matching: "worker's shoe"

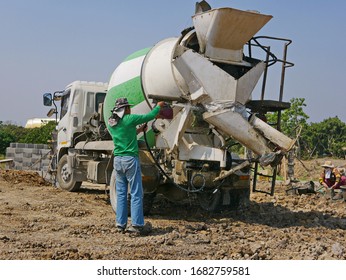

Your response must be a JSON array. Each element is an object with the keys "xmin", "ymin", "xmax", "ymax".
[
  {"xmin": 141, "ymin": 222, "xmax": 152, "ymax": 235},
  {"xmin": 127, "ymin": 225, "xmax": 141, "ymax": 236},
  {"xmin": 332, "ymin": 192, "xmax": 343, "ymax": 200},
  {"xmin": 115, "ymin": 225, "xmax": 126, "ymax": 233},
  {"xmin": 127, "ymin": 222, "xmax": 152, "ymax": 236}
]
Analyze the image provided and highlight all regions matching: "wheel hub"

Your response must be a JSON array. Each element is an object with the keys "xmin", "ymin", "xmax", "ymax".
[{"xmin": 61, "ymin": 163, "xmax": 71, "ymax": 183}]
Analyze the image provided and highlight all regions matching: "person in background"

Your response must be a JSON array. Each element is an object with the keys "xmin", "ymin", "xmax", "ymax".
[
  {"xmin": 107, "ymin": 97, "xmax": 164, "ymax": 235},
  {"xmin": 319, "ymin": 160, "xmax": 346, "ymax": 200}
]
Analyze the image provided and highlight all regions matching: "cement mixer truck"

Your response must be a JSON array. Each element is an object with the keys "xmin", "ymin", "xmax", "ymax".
[{"xmin": 43, "ymin": 1, "xmax": 295, "ymax": 212}]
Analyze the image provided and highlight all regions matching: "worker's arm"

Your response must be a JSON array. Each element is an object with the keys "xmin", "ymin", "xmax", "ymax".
[
  {"xmin": 331, "ymin": 168, "xmax": 341, "ymax": 189},
  {"xmin": 319, "ymin": 172, "xmax": 328, "ymax": 188},
  {"xmin": 130, "ymin": 102, "xmax": 164, "ymax": 126}
]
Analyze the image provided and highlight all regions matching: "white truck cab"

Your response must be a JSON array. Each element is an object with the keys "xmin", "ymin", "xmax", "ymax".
[
  {"xmin": 43, "ymin": 81, "xmax": 111, "ymax": 191},
  {"xmin": 57, "ymin": 81, "xmax": 108, "ymax": 153}
]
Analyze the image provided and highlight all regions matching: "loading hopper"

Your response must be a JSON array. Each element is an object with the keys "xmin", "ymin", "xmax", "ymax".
[{"xmin": 193, "ymin": 8, "xmax": 272, "ymax": 64}]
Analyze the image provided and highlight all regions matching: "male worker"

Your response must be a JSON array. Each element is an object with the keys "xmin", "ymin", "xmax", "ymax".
[{"xmin": 108, "ymin": 97, "xmax": 164, "ymax": 235}]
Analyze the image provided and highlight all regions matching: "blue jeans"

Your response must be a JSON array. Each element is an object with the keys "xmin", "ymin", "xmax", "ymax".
[{"xmin": 114, "ymin": 156, "xmax": 144, "ymax": 227}]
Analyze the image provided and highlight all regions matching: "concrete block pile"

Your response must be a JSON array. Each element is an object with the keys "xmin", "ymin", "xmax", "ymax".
[{"xmin": 6, "ymin": 143, "xmax": 51, "ymax": 174}]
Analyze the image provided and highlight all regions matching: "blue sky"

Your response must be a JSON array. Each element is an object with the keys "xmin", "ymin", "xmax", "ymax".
[{"xmin": 0, "ymin": 0, "xmax": 345, "ymax": 126}]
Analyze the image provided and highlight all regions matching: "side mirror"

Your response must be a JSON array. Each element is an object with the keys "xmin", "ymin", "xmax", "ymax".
[{"xmin": 43, "ymin": 93, "xmax": 53, "ymax": 106}]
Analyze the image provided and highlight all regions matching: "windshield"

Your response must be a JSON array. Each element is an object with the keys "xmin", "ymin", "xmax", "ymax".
[
  {"xmin": 95, "ymin": 92, "xmax": 106, "ymax": 112},
  {"xmin": 60, "ymin": 89, "xmax": 71, "ymax": 119}
]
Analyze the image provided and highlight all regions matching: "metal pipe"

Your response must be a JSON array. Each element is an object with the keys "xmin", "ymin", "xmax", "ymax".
[{"xmin": 261, "ymin": 46, "xmax": 270, "ymax": 101}]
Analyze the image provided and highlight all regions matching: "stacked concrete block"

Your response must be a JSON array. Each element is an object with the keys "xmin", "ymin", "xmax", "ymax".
[{"xmin": 6, "ymin": 143, "xmax": 51, "ymax": 173}]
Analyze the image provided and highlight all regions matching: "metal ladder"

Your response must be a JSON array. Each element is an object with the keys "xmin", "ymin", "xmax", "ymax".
[{"xmin": 245, "ymin": 36, "xmax": 294, "ymax": 196}]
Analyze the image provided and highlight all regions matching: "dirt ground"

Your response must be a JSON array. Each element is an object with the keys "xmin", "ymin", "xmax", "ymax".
[{"xmin": 0, "ymin": 158, "xmax": 345, "ymax": 260}]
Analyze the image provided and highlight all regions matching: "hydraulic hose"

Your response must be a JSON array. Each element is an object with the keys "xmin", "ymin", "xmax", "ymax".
[{"xmin": 142, "ymin": 124, "xmax": 205, "ymax": 193}]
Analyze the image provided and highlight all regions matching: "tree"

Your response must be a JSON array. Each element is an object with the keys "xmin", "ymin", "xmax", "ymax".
[
  {"xmin": 266, "ymin": 97, "xmax": 310, "ymax": 158},
  {"xmin": 19, "ymin": 121, "xmax": 56, "ymax": 144},
  {"xmin": 0, "ymin": 121, "xmax": 56, "ymax": 156},
  {"xmin": 300, "ymin": 117, "xmax": 346, "ymax": 158},
  {"xmin": 0, "ymin": 122, "xmax": 27, "ymax": 142},
  {"xmin": 0, "ymin": 129, "xmax": 15, "ymax": 155},
  {"xmin": 266, "ymin": 97, "xmax": 309, "ymax": 137},
  {"xmin": 0, "ymin": 122, "xmax": 27, "ymax": 155},
  {"xmin": 266, "ymin": 99, "xmax": 346, "ymax": 159}
]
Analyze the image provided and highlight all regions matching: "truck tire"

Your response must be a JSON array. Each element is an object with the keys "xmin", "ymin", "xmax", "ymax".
[
  {"xmin": 109, "ymin": 170, "xmax": 155, "ymax": 216},
  {"xmin": 109, "ymin": 170, "xmax": 130, "ymax": 215},
  {"xmin": 197, "ymin": 189, "xmax": 222, "ymax": 212},
  {"xmin": 57, "ymin": 154, "xmax": 82, "ymax": 192},
  {"xmin": 143, "ymin": 192, "xmax": 156, "ymax": 215},
  {"xmin": 228, "ymin": 188, "xmax": 250, "ymax": 210}
]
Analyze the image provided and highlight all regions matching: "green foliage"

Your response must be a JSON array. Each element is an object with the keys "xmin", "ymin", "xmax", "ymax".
[
  {"xmin": 0, "ymin": 121, "xmax": 56, "ymax": 155},
  {"xmin": 265, "ymin": 98, "xmax": 346, "ymax": 159},
  {"xmin": 19, "ymin": 121, "xmax": 56, "ymax": 144},
  {"xmin": 0, "ymin": 121, "xmax": 27, "ymax": 142},
  {"xmin": 266, "ymin": 97, "xmax": 309, "ymax": 138},
  {"xmin": 0, "ymin": 129, "xmax": 16, "ymax": 155},
  {"xmin": 300, "ymin": 117, "xmax": 346, "ymax": 158},
  {"xmin": 0, "ymin": 121, "xmax": 26, "ymax": 155}
]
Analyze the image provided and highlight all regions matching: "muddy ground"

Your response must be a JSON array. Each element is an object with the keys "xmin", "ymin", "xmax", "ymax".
[{"xmin": 0, "ymin": 158, "xmax": 345, "ymax": 260}]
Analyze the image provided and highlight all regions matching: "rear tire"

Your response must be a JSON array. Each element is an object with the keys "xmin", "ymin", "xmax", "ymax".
[
  {"xmin": 197, "ymin": 189, "xmax": 222, "ymax": 212},
  {"xmin": 143, "ymin": 192, "xmax": 156, "ymax": 215},
  {"xmin": 228, "ymin": 188, "xmax": 250, "ymax": 210},
  {"xmin": 57, "ymin": 154, "xmax": 82, "ymax": 192},
  {"xmin": 109, "ymin": 170, "xmax": 155, "ymax": 216}
]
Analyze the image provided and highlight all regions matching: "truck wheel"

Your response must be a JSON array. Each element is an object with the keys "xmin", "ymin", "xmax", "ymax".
[
  {"xmin": 109, "ymin": 170, "xmax": 156, "ymax": 216},
  {"xmin": 229, "ymin": 189, "xmax": 250, "ymax": 210},
  {"xmin": 197, "ymin": 189, "xmax": 222, "ymax": 212},
  {"xmin": 57, "ymin": 154, "xmax": 82, "ymax": 192},
  {"xmin": 143, "ymin": 192, "xmax": 156, "ymax": 215},
  {"xmin": 109, "ymin": 170, "xmax": 130, "ymax": 215}
]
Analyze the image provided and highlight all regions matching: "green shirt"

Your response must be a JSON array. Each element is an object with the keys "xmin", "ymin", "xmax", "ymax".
[{"xmin": 108, "ymin": 106, "xmax": 160, "ymax": 157}]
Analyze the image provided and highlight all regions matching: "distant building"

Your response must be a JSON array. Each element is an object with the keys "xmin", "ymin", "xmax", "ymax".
[{"xmin": 24, "ymin": 118, "xmax": 56, "ymax": 128}]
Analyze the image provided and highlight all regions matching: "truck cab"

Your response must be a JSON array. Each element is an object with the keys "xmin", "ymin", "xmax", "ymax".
[
  {"xmin": 56, "ymin": 81, "xmax": 108, "ymax": 154},
  {"xmin": 43, "ymin": 81, "xmax": 110, "ymax": 190}
]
